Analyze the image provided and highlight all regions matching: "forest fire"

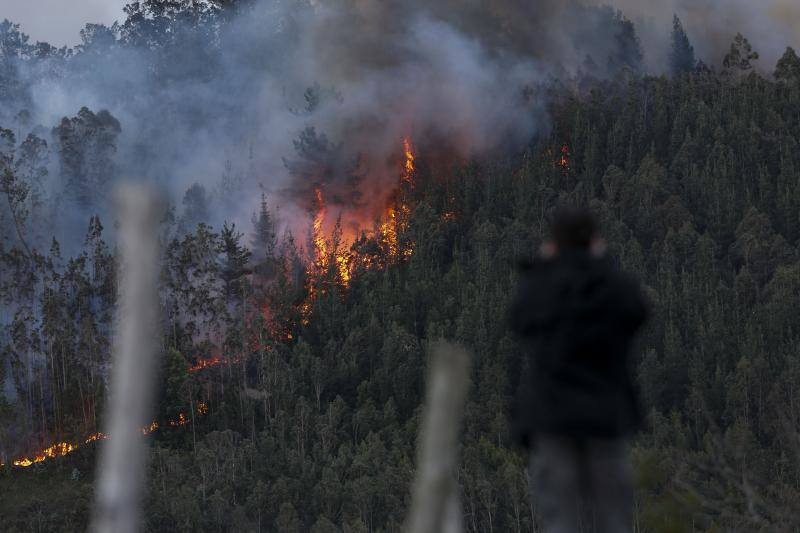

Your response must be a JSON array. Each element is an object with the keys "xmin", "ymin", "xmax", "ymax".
[
  {"xmin": 11, "ymin": 442, "xmax": 76, "ymax": 467},
  {"xmin": 5, "ymin": 432, "xmax": 108, "ymax": 468},
  {"xmin": 295, "ymin": 137, "xmax": 418, "ymax": 326},
  {"xmin": 0, "ymin": 138, "xmax": 424, "ymax": 471},
  {"xmin": 4, "ymin": 403, "xmax": 209, "ymax": 468},
  {"xmin": 307, "ymin": 136, "xmax": 417, "ymax": 286}
]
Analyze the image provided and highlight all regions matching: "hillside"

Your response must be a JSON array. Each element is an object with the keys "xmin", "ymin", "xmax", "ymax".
[{"xmin": 2, "ymin": 2, "xmax": 800, "ymax": 532}]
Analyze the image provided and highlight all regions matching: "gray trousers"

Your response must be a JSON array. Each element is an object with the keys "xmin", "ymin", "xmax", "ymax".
[{"xmin": 529, "ymin": 435, "xmax": 633, "ymax": 533}]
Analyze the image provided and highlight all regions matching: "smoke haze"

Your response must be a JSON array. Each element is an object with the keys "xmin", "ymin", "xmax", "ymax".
[
  {"xmin": 0, "ymin": 0, "xmax": 127, "ymax": 46},
  {"xmin": 590, "ymin": 0, "xmax": 800, "ymax": 68},
  {"xmin": 2, "ymin": 0, "xmax": 799, "ymax": 252}
]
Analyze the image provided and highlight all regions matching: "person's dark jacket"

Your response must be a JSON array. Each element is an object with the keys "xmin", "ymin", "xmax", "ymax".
[{"xmin": 509, "ymin": 249, "xmax": 648, "ymax": 446}]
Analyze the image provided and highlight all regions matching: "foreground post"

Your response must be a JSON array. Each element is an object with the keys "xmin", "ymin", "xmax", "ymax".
[
  {"xmin": 406, "ymin": 341, "xmax": 471, "ymax": 533},
  {"xmin": 92, "ymin": 185, "xmax": 161, "ymax": 533}
]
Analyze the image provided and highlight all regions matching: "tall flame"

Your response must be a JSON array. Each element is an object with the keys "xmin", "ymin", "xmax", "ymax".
[
  {"xmin": 309, "ymin": 186, "xmax": 351, "ymax": 284},
  {"xmin": 403, "ymin": 137, "xmax": 415, "ymax": 184},
  {"xmin": 379, "ymin": 137, "xmax": 416, "ymax": 260},
  {"xmin": 312, "ymin": 186, "xmax": 328, "ymax": 271}
]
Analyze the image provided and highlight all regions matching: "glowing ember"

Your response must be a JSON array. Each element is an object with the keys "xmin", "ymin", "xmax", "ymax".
[
  {"xmin": 189, "ymin": 354, "xmax": 244, "ymax": 372},
  {"xmin": 85, "ymin": 432, "xmax": 107, "ymax": 443},
  {"xmin": 169, "ymin": 413, "xmax": 188, "ymax": 427},
  {"xmin": 557, "ymin": 143, "xmax": 570, "ymax": 175},
  {"xmin": 190, "ymin": 356, "xmax": 223, "ymax": 372}
]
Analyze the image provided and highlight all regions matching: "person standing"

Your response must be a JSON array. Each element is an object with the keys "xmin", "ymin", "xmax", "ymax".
[{"xmin": 509, "ymin": 209, "xmax": 649, "ymax": 533}]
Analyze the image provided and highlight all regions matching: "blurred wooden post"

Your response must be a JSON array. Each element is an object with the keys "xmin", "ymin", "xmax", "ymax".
[
  {"xmin": 92, "ymin": 184, "xmax": 161, "ymax": 533},
  {"xmin": 406, "ymin": 341, "xmax": 471, "ymax": 533}
]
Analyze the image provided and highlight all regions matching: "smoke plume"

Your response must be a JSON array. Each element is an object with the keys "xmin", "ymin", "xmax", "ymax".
[{"xmin": 2, "ymin": 0, "xmax": 798, "ymax": 251}]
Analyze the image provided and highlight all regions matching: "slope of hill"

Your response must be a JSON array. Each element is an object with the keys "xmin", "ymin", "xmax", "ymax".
[{"xmin": 2, "ymin": 3, "xmax": 800, "ymax": 532}]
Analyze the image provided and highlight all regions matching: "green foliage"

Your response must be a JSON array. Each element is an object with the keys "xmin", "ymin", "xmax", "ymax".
[{"xmin": 774, "ymin": 47, "xmax": 800, "ymax": 82}]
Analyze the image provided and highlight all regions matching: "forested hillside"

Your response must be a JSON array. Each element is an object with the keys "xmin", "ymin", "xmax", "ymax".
[{"xmin": 2, "ymin": 2, "xmax": 800, "ymax": 532}]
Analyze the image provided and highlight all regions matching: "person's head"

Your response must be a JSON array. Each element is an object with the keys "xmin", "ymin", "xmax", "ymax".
[{"xmin": 542, "ymin": 208, "xmax": 605, "ymax": 257}]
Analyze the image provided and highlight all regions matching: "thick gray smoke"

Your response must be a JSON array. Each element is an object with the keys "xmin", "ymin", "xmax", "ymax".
[
  {"xmin": 3, "ymin": 0, "xmax": 798, "ymax": 252},
  {"xmin": 6, "ymin": 0, "xmax": 550, "ymax": 246}
]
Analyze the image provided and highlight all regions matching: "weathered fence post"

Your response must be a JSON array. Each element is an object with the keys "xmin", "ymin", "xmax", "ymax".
[
  {"xmin": 92, "ymin": 184, "xmax": 161, "ymax": 533},
  {"xmin": 406, "ymin": 341, "xmax": 471, "ymax": 533}
]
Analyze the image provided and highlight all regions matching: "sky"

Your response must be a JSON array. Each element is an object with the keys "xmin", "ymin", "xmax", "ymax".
[{"xmin": 0, "ymin": 0, "xmax": 127, "ymax": 47}]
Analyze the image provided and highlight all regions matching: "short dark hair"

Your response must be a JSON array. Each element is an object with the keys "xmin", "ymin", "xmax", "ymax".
[{"xmin": 551, "ymin": 208, "xmax": 599, "ymax": 250}]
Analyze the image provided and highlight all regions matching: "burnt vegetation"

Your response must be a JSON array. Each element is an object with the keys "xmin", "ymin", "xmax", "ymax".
[{"xmin": 2, "ymin": 2, "xmax": 800, "ymax": 532}]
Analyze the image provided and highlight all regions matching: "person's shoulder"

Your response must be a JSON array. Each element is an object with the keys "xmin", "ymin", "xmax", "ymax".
[
  {"xmin": 516, "ymin": 257, "xmax": 555, "ymax": 274},
  {"xmin": 583, "ymin": 257, "xmax": 639, "ymax": 292},
  {"xmin": 602, "ymin": 263, "xmax": 648, "ymax": 308},
  {"xmin": 606, "ymin": 262, "xmax": 642, "ymax": 289}
]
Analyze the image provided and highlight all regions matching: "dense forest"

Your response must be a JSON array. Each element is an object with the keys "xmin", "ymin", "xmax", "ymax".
[{"xmin": 2, "ymin": 1, "xmax": 800, "ymax": 532}]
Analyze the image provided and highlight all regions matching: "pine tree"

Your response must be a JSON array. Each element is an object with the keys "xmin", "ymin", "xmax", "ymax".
[
  {"xmin": 251, "ymin": 192, "xmax": 277, "ymax": 274},
  {"xmin": 179, "ymin": 182, "xmax": 210, "ymax": 233},
  {"xmin": 669, "ymin": 15, "xmax": 695, "ymax": 75},
  {"xmin": 219, "ymin": 221, "xmax": 251, "ymax": 299},
  {"xmin": 774, "ymin": 47, "xmax": 800, "ymax": 82}
]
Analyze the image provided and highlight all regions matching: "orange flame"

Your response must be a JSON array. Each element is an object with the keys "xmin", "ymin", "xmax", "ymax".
[
  {"xmin": 335, "ymin": 250, "xmax": 351, "ymax": 284},
  {"xmin": 5, "ymin": 402, "xmax": 208, "ymax": 468},
  {"xmin": 189, "ymin": 353, "xmax": 245, "ymax": 373},
  {"xmin": 380, "ymin": 206, "xmax": 399, "ymax": 258},
  {"xmin": 189, "ymin": 356, "xmax": 223, "ymax": 372},
  {"xmin": 312, "ymin": 186, "xmax": 328, "ymax": 271},
  {"xmin": 11, "ymin": 442, "xmax": 76, "ymax": 467},
  {"xmin": 378, "ymin": 137, "xmax": 416, "ymax": 260},
  {"xmin": 402, "ymin": 137, "xmax": 415, "ymax": 183}
]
